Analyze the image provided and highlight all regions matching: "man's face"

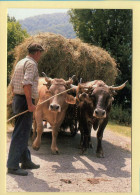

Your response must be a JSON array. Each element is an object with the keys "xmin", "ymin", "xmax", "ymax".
[{"xmin": 35, "ymin": 51, "xmax": 43, "ymax": 62}]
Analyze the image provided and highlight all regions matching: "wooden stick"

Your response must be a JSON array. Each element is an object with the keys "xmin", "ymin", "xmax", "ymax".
[
  {"xmin": 7, "ymin": 110, "xmax": 29, "ymax": 123},
  {"xmin": 7, "ymin": 87, "xmax": 74, "ymax": 123}
]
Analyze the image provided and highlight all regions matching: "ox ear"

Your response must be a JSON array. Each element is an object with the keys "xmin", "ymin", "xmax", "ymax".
[
  {"xmin": 65, "ymin": 94, "xmax": 76, "ymax": 104},
  {"xmin": 43, "ymin": 81, "xmax": 52, "ymax": 89},
  {"xmin": 70, "ymin": 84, "xmax": 78, "ymax": 94}
]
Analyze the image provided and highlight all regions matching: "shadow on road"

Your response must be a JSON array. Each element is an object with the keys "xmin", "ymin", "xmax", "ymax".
[
  {"xmin": 7, "ymin": 129, "xmax": 131, "ymax": 192},
  {"xmin": 28, "ymin": 130, "xmax": 131, "ymax": 178},
  {"xmin": 7, "ymin": 171, "xmax": 60, "ymax": 192}
]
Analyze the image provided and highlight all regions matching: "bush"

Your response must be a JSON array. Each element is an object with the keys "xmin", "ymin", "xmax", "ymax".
[{"xmin": 109, "ymin": 104, "xmax": 131, "ymax": 125}]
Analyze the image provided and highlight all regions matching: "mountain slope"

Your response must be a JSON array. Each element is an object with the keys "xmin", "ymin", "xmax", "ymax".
[{"xmin": 19, "ymin": 13, "xmax": 76, "ymax": 38}]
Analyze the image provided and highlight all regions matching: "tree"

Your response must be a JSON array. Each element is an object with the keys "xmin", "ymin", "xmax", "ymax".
[
  {"xmin": 7, "ymin": 15, "xmax": 29, "ymax": 84},
  {"xmin": 68, "ymin": 9, "xmax": 132, "ymax": 109}
]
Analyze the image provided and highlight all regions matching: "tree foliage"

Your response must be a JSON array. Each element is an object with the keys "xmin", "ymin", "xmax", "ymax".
[
  {"xmin": 7, "ymin": 15, "xmax": 29, "ymax": 84},
  {"xmin": 68, "ymin": 9, "xmax": 132, "ymax": 109}
]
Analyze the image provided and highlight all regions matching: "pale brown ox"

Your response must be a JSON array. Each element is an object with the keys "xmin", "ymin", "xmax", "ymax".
[{"xmin": 32, "ymin": 76, "xmax": 76, "ymax": 154}]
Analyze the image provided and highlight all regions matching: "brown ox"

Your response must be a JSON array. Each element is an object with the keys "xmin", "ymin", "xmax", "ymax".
[
  {"xmin": 75, "ymin": 80, "xmax": 127, "ymax": 157},
  {"xmin": 32, "ymin": 75, "xmax": 76, "ymax": 154}
]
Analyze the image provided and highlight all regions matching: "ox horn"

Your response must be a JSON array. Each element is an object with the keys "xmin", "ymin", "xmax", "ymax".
[
  {"xmin": 71, "ymin": 75, "xmax": 76, "ymax": 80},
  {"xmin": 78, "ymin": 78, "xmax": 83, "ymax": 89},
  {"xmin": 68, "ymin": 75, "xmax": 78, "ymax": 90},
  {"xmin": 66, "ymin": 75, "xmax": 76, "ymax": 85},
  {"xmin": 109, "ymin": 80, "xmax": 128, "ymax": 91},
  {"xmin": 42, "ymin": 72, "xmax": 52, "ymax": 83},
  {"xmin": 69, "ymin": 75, "xmax": 76, "ymax": 84},
  {"xmin": 42, "ymin": 72, "xmax": 47, "ymax": 77},
  {"xmin": 80, "ymin": 78, "xmax": 82, "ymax": 84}
]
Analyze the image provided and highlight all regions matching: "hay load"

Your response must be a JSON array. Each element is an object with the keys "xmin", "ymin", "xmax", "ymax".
[
  {"xmin": 11, "ymin": 32, "xmax": 117, "ymax": 84},
  {"xmin": 7, "ymin": 33, "xmax": 118, "ymax": 121}
]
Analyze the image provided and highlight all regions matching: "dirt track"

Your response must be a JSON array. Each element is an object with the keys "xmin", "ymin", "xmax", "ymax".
[{"xmin": 6, "ymin": 127, "xmax": 131, "ymax": 192}]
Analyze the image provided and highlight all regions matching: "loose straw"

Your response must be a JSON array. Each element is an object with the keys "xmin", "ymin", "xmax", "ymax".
[{"xmin": 7, "ymin": 87, "xmax": 74, "ymax": 123}]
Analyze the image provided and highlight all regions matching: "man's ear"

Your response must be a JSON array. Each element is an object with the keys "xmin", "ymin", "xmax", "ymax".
[{"xmin": 65, "ymin": 94, "xmax": 76, "ymax": 104}]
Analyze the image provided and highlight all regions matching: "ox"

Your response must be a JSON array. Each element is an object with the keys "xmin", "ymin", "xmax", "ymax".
[
  {"xmin": 76, "ymin": 80, "xmax": 127, "ymax": 157},
  {"xmin": 32, "ymin": 75, "xmax": 76, "ymax": 154}
]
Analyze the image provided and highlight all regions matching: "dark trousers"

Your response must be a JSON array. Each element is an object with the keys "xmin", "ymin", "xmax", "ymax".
[{"xmin": 7, "ymin": 95, "xmax": 33, "ymax": 169}]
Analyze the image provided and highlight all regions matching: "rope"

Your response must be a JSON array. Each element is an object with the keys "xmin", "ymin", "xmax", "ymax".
[{"xmin": 7, "ymin": 87, "xmax": 74, "ymax": 123}]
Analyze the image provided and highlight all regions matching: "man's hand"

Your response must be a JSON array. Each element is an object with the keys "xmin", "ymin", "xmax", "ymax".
[
  {"xmin": 28, "ymin": 103, "xmax": 36, "ymax": 112},
  {"xmin": 23, "ymin": 84, "xmax": 36, "ymax": 112}
]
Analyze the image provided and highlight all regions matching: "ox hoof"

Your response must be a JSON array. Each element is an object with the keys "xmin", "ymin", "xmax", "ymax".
[
  {"xmin": 96, "ymin": 152, "xmax": 104, "ymax": 158},
  {"xmin": 78, "ymin": 144, "xmax": 82, "ymax": 149},
  {"xmin": 51, "ymin": 150, "xmax": 59, "ymax": 155},
  {"xmin": 89, "ymin": 143, "xmax": 93, "ymax": 149},
  {"xmin": 32, "ymin": 145, "xmax": 40, "ymax": 151},
  {"xmin": 80, "ymin": 148, "xmax": 87, "ymax": 155}
]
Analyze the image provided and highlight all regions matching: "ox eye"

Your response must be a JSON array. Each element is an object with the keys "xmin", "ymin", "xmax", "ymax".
[
  {"xmin": 46, "ymin": 91, "xmax": 52, "ymax": 95},
  {"xmin": 90, "ymin": 94, "xmax": 96, "ymax": 104},
  {"xmin": 105, "ymin": 96, "xmax": 112, "ymax": 106}
]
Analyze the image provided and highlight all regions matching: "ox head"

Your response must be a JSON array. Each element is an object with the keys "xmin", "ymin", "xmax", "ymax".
[
  {"xmin": 77, "ymin": 80, "xmax": 128, "ymax": 119},
  {"xmin": 42, "ymin": 72, "xmax": 76, "ymax": 112}
]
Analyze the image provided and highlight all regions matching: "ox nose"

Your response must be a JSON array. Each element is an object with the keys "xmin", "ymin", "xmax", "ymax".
[
  {"xmin": 50, "ymin": 104, "xmax": 60, "ymax": 111},
  {"xmin": 94, "ymin": 109, "xmax": 106, "ymax": 118}
]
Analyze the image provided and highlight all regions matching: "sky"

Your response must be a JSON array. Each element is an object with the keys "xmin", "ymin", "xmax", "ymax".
[{"xmin": 8, "ymin": 8, "xmax": 69, "ymax": 20}]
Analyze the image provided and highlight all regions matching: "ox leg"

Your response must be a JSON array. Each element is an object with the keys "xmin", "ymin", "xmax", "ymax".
[
  {"xmin": 32, "ymin": 119, "xmax": 37, "ymax": 142},
  {"xmin": 81, "ymin": 121, "xmax": 92, "ymax": 154},
  {"xmin": 78, "ymin": 109, "xmax": 92, "ymax": 153},
  {"xmin": 32, "ymin": 122, "xmax": 43, "ymax": 151},
  {"xmin": 96, "ymin": 117, "xmax": 108, "ymax": 158},
  {"xmin": 88, "ymin": 125, "xmax": 93, "ymax": 149},
  {"xmin": 51, "ymin": 128, "xmax": 59, "ymax": 154},
  {"xmin": 79, "ymin": 127, "xmax": 84, "ymax": 149}
]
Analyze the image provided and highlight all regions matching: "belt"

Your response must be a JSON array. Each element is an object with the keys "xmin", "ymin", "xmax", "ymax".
[
  {"xmin": 14, "ymin": 94, "xmax": 35, "ymax": 101},
  {"xmin": 15, "ymin": 94, "xmax": 25, "ymax": 97}
]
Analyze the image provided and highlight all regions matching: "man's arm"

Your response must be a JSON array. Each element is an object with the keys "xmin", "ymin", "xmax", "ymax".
[{"xmin": 23, "ymin": 84, "xmax": 36, "ymax": 112}]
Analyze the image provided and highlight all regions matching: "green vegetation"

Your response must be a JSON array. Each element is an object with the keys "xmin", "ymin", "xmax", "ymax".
[
  {"xmin": 109, "ymin": 105, "xmax": 131, "ymax": 125},
  {"xmin": 7, "ymin": 16, "xmax": 29, "ymax": 84},
  {"xmin": 69, "ymin": 9, "xmax": 132, "ymax": 110},
  {"xmin": 107, "ymin": 121, "xmax": 131, "ymax": 138}
]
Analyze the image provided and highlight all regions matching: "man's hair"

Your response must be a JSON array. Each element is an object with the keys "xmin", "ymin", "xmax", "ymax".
[
  {"xmin": 28, "ymin": 50, "xmax": 38, "ymax": 55},
  {"xmin": 27, "ymin": 43, "xmax": 44, "ymax": 54}
]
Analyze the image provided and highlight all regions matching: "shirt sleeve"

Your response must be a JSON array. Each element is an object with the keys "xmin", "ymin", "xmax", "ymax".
[
  {"xmin": 22, "ymin": 61, "xmax": 36, "ymax": 86},
  {"xmin": 9, "ymin": 79, "xmax": 13, "ymax": 86}
]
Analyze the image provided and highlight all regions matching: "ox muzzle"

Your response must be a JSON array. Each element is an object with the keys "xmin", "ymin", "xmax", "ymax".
[
  {"xmin": 93, "ymin": 108, "xmax": 106, "ymax": 118},
  {"xmin": 49, "ymin": 104, "xmax": 61, "ymax": 112}
]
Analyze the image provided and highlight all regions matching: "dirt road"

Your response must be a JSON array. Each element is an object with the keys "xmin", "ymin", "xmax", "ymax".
[{"xmin": 6, "ymin": 127, "xmax": 131, "ymax": 192}]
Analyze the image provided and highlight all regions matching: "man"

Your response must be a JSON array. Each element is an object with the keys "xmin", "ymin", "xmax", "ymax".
[{"xmin": 7, "ymin": 43, "xmax": 44, "ymax": 176}]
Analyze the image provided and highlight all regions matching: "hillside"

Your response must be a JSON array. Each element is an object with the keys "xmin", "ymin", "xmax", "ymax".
[{"xmin": 19, "ymin": 13, "xmax": 76, "ymax": 38}]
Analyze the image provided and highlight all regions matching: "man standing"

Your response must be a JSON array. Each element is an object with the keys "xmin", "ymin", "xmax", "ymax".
[{"xmin": 7, "ymin": 43, "xmax": 44, "ymax": 176}]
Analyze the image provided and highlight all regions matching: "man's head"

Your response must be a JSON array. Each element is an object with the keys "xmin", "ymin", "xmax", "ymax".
[{"xmin": 27, "ymin": 43, "xmax": 44, "ymax": 62}]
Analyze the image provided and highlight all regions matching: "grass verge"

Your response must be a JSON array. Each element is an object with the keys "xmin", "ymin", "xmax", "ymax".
[{"xmin": 107, "ymin": 121, "xmax": 131, "ymax": 138}]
